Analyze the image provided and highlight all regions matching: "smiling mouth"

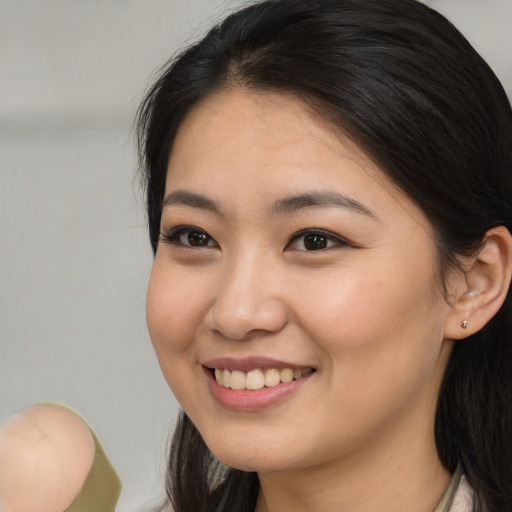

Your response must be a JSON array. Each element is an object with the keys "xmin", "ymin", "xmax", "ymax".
[{"xmin": 212, "ymin": 367, "xmax": 314, "ymax": 391}]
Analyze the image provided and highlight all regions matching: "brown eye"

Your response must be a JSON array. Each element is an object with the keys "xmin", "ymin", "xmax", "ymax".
[
  {"xmin": 287, "ymin": 229, "xmax": 348, "ymax": 251},
  {"xmin": 160, "ymin": 226, "xmax": 218, "ymax": 248},
  {"xmin": 303, "ymin": 234, "xmax": 328, "ymax": 250},
  {"xmin": 187, "ymin": 231, "xmax": 211, "ymax": 246}
]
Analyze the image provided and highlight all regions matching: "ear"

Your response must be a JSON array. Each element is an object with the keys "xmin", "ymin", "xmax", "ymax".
[{"xmin": 444, "ymin": 226, "xmax": 512, "ymax": 340}]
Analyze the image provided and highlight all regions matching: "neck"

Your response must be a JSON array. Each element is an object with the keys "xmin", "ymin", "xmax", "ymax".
[{"xmin": 255, "ymin": 417, "xmax": 451, "ymax": 512}]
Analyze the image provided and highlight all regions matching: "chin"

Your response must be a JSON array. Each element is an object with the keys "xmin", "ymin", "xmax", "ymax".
[
  {"xmin": 213, "ymin": 450, "xmax": 293, "ymax": 473},
  {"xmin": 201, "ymin": 429, "xmax": 307, "ymax": 473}
]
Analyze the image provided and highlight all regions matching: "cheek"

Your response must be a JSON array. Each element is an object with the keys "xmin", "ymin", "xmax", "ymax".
[
  {"xmin": 146, "ymin": 258, "xmax": 214, "ymax": 404},
  {"xmin": 291, "ymin": 252, "xmax": 443, "ymax": 364},
  {"xmin": 287, "ymin": 260, "xmax": 447, "ymax": 446},
  {"xmin": 146, "ymin": 257, "xmax": 209, "ymax": 358}
]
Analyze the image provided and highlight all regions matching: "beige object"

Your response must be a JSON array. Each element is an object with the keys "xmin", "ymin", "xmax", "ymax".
[{"xmin": 0, "ymin": 404, "xmax": 95, "ymax": 512}]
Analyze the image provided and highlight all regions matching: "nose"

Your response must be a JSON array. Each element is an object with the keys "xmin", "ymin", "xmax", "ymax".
[{"xmin": 204, "ymin": 253, "xmax": 289, "ymax": 341}]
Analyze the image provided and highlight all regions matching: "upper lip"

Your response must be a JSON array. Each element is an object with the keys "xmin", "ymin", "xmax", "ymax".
[{"xmin": 202, "ymin": 357, "xmax": 315, "ymax": 372}]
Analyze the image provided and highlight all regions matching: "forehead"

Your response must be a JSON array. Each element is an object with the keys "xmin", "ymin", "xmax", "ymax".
[
  {"xmin": 165, "ymin": 87, "xmax": 430, "ymax": 232},
  {"xmin": 168, "ymin": 88, "xmax": 374, "ymax": 185},
  {"xmin": 174, "ymin": 88, "xmax": 358, "ymax": 153}
]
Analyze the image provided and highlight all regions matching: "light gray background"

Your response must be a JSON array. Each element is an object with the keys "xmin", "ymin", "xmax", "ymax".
[{"xmin": 0, "ymin": 1, "xmax": 510, "ymax": 510}]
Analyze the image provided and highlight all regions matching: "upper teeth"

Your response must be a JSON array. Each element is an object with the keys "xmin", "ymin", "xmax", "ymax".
[{"xmin": 214, "ymin": 367, "xmax": 313, "ymax": 390}]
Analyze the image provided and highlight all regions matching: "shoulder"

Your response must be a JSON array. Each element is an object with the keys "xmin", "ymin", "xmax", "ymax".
[{"xmin": 0, "ymin": 404, "xmax": 95, "ymax": 512}]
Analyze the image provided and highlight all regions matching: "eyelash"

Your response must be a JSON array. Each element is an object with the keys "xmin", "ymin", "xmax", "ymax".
[
  {"xmin": 286, "ymin": 228, "xmax": 350, "ymax": 252},
  {"xmin": 160, "ymin": 226, "xmax": 350, "ymax": 251},
  {"xmin": 160, "ymin": 226, "xmax": 218, "ymax": 248}
]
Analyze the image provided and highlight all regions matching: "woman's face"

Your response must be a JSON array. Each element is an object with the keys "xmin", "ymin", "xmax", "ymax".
[{"xmin": 147, "ymin": 88, "xmax": 455, "ymax": 473}]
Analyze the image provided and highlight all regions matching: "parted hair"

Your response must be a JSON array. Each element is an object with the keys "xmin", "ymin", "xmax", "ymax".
[{"xmin": 136, "ymin": 1, "xmax": 512, "ymax": 511}]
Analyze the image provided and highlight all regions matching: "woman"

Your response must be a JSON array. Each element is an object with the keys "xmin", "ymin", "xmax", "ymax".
[{"xmin": 137, "ymin": 0, "xmax": 512, "ymax": 510}]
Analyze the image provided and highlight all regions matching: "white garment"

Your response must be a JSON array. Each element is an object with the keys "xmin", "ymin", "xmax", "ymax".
[
  {"xmin": 434, "ymin": 464, "xmax": 475, "ymax": 512},
  {"xmin": 449, "ymin": 475, "xmax": 475, "ymax": 512}
]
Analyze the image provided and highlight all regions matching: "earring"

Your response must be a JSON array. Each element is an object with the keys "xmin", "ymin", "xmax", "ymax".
[{"xmin": 461, "ymin": 319, "xmax": 468, "ymax": 329}]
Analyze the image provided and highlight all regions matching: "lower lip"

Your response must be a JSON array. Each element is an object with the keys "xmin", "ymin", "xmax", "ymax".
[{"xmin": 204, "ymin": 368, "xmax": 313, "ymax": 411}]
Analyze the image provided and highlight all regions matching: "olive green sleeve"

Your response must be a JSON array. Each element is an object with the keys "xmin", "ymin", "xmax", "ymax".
[{"xmin": 65, "ymin": 425, "xmax": 122, "ymax": 512}]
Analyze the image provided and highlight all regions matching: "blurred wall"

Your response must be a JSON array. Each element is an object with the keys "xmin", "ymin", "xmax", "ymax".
[{"xmin": 0, "ymin": 1, "xmax": 510, "ymax": 510}]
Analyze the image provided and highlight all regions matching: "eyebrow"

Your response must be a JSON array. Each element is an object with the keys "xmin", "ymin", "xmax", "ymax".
[
  {"xmin": 162, "ymin": 190, "xmax": 223, "ymax": 216},
  {"xmin": 162, "ymin": 189, "xmax": 376, "ymax": 219},
  {"xmin": 271, "ymin": 191, "xmax": 376, "ymax": 218}
]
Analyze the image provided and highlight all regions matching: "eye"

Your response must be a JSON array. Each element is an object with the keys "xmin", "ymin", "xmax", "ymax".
[
  {"xmin": 160, "ymin": 226, "xmax": 218, "ymax": 248},
  {"xmin": 286, "ymin": 229, "xmax": 347, "ymax": 251}
]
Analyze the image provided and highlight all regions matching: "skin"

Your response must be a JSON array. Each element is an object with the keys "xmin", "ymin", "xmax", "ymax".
[
  {"xmin": 147, "ymin": 88, "xmax": 462, "ymax": 511},
  {"xmin": 0, "ymin": 405, "xmax": 95, "ymax": 512}
]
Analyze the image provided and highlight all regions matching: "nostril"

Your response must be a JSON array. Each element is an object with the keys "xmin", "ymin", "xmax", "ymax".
[{"xmin": 206, "ymin": 298, "xmax": 289, "ymax": 341}]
